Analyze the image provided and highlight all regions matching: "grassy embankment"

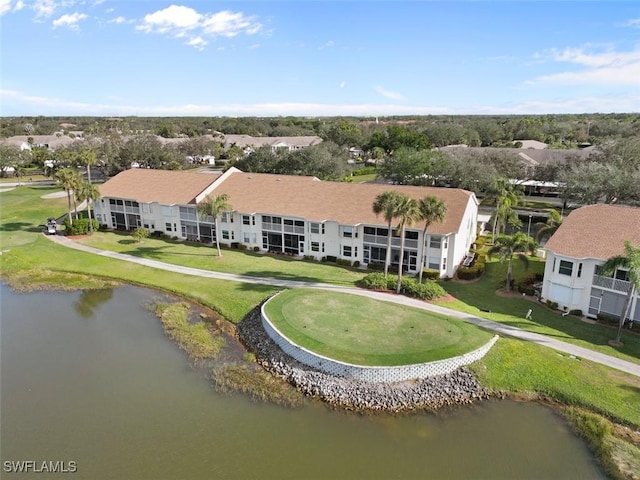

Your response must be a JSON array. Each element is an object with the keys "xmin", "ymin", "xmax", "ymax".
[{"xmin": 265, "ymin": 288, "xmax": 493, "ymax": 365}]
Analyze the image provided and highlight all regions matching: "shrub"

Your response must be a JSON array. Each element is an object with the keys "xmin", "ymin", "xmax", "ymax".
[
  {"xmin": 546, "ymin": 300, "xmax": 559, "ymax": 310},
  {"xmin": 351, "ymin": 166, "xmax": 376, "ymax": 176},
  {"xmin": 352, "ymin": 260, "xmax": 360, "ymax": 268},
  {"xmin": 64, "ymin": 218, "xmax": 99, "ymax": 236},
  {"xmin": 336, "ymin": 258, "xmax": 351, "ymax": 266},
  {"xmin": 422, "ymin": 269, "xmax": 440, "ymax": 280},
  {"xmin": 400, "ymin": 277, "xmax": 446, "ymax": 300},
  {"xmin": 569, "ymin": 309, "xmax": 583, "ymax": 317},
  {"xmin": 132, "ymin": 227, "xmax": 150, "ymax": 243},
  {"xmin": 325, "ymin": 255, "xmax": 337, "ymax": 263},
  {"xmin": 303, "ymin": 255, "xmax": 315, "ymax": 261},
  {"xmin": 253, "ymin": 246, "xmax": 260, "ymax": 252},
  {"xmin": 367, "ymin": 262, "xmax": 385, "ymax": 271},
  {"xmin": 236, "ymin": 243, "xmax": 248, "ymax": 250},
  {"xmin": 360, "ymin": 272, "xmax": 389, "ymax": 290}
]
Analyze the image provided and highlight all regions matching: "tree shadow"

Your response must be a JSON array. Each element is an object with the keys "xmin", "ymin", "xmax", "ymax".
[
  {"xmin": 241, "ymin": 270, "xmax": 330, "ymax": 285},
  {"xmin": 0, "ymin": 222, "xmax": 34, "ymax": 232}
]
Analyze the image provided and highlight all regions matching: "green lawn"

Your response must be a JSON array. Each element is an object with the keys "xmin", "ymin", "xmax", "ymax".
[
  {"xmin": 76, "ymin": 231, "xmax": 365, "ymax": 286},
  {"xmin": 264, "ymin": 288, "xmax": 494, "ymax": 366},
  {"xmin": 438, "ymin": 259, "xmax": 640, "ymax": 366},
  {"xmin": 471, "ymin": 337, "xmax": 640, "ymax": 427}
]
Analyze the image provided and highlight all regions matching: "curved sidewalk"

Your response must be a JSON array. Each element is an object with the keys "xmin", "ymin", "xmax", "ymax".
[{"xmin": 46, "ymin": 234, "xmax": 640, "ymax": 378}]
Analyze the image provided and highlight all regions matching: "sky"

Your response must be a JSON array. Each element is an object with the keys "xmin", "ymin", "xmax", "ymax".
[{"xmin": 1, "ymin": 0, "xmax": 639, "ymax": 117}]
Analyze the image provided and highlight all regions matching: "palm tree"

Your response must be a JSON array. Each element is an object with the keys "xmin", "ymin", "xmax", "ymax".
[
  {"xmin": 75, "ymin": 181, "xmax": 101, "ymax": 234},
  {"xmin": 485, "ymin": 178, "xmax": 522, "ymax": 240},
  {"xmin": 372, "ymin": 190, "xmax": 403, "ymax": 278},
  {"xmin": 394, "ymin": 194, "xmax": 421, "ymax": 293},
  {"xmin": 80, "ymin": 147, "xmax": 97, "ymax": 185},
  {"xmin": 533, "ymin": 208, "xmax": 562, "ymax": 243},
  {"xmin": 601, "ymin": 241, "xmax": 640, "ymax": 345},
  {"xmin": 417, "ymin": 195, "xmax": 447, "ymax": 283},
  {"xmin": 197, "ymin": 193, "xmax": 232, "ymax": 257},
  {"xmin": 13, "ymin": 163, "xmax": 26, "ymax": 186},
  {"xmin": 487, "ymin": 232, "xmax": 537, "ymax": 292},
  {"xmin": 55, "ymin": 168, "xmax": 81, "ymax": 226}
]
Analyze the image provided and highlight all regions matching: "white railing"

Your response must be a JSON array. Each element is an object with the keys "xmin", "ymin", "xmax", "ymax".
[
  {"xmin": 363, "ymin": 235, "xmax": 417, "ymax": 249},
  {"xmin": 283, "ymin": 225, "xmax": 305, "ymax": 234},
  {"xmin": 592, "ymin": 275, "xmax": 631, "ymax": 293},
  {"xmin": 262, "ymin": 222, "xmax": 281, "ymax": 232}
]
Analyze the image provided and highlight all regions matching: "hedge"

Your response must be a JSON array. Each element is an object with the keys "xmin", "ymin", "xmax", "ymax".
[{"xmin": 64, "ymin": 218, "xmax": 99, "ymax": 236}]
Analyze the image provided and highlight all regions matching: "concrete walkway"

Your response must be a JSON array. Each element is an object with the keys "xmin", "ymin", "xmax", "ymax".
[{"xmin": 46, "ymin": 234, "xmax": 640, "ymax": 378}]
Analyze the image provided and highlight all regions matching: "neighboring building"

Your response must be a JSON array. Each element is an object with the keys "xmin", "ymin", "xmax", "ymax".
[
  {"xmin": 0, "ymin": 134, "xmax": 82, "ymax": 151},
  {"xmin": 222, "ymin": 135, "xmax": 323, "ymax": 154},
  {"xmin": 94, "ymin": 167, "xmax": 479, "ymax": 278},
  {"xmin": 541, "ymin": 204, "xmax": 640, "ymax": 321}
]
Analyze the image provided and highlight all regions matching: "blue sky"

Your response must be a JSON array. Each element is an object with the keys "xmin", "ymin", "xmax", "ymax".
[{"xmin": 1, "ymin": 1, "xmax": 639, "ymax": 116}]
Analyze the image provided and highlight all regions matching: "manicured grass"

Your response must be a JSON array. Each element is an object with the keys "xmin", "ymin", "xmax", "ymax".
[
  {"xmin": 348, "ymin": 173, "xmax": 378, "ymax": 183},
  {"xmin": 470, "ymin": 337, "xmax": 640, "ymax": 427},
  {"xmin": 76, "ymin": 230, "xmax": 365, "ymax": 286},
  {"xmin": 438, "ymin": 259, "xmax": 640, "ymax": 366},
  {"xmin": 264, "ymin": 288, "xmax": 494, "ymax": 366},
  {"xmin": 0, "ymin": 185, "xmax": 67, "ymax": 248}
]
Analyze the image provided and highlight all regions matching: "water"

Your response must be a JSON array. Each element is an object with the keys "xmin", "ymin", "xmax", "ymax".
[{"xmin": 1, "ymin": 284, "xmax": 605, "ymax": 479}]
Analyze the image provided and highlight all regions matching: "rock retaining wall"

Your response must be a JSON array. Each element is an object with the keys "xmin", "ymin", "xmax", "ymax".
[
  {"xmin": 261, "ymin": 295, "xmax": 498, "ymax": 383},
  {"xmin": 237, "ymin": 302, "xmax": 494, "ymax": 412}
]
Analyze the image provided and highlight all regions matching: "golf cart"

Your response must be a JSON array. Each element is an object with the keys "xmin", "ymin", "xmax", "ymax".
[{"xmin": 46, "ymin": 217, "xmax": 58, "ymax": 235}]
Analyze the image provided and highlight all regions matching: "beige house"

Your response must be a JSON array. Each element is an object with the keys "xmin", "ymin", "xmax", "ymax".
[
  {"xmin": 95, "ymin": 167, "xmax": 479, "ymax": 278},
  {"xmin": 541, "ymin": 204, "xmax": 640, "ymax": 321}
]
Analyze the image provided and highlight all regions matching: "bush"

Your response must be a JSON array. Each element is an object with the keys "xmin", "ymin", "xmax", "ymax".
[
  {"xmin": 351, "ymin": 166, "xmax": 376, "ymax": 176},
  {"xmin": 399, "ymin": 277, "xmax": 446, "ymax": 300},
  {"xmin": 303, "ymin": 255, "xmax": 315, "ymax": 261},
  {"xmin": 64, "ymin": 218, "xmax": 99, "ymax": 236},
  {"xmin": 569, "ymin": 309, "xmax": 583, "ymax": 317},
  {"xmin": 132, "ymin": 227, "xmax": 150, "ymax": 243},
  {"xmin": 236, "ymin": 243, "xmax": 248, "ymax": 250},
  {"xmin": 360, "ymin": 272, "xmax": 388, "ymax": 290},
  {"xmin": 546, "ymin": 300, "xmax": 559, "ymax": 310},
  {"xmin": 367, "ymin": 262, "xmax": 384, "ymax": 271},
  {"xmin": 336, "ymin": 258, "xmax": 351, "ymax": 266},
  {"xmin": 422, "ymin": 269, "xmax": 440, "ymax": 280},
  {"xmin": 352, "ymin": 260, "xmax": 360, "ymax": 268},
  {"xmin": 253, "ymin": 246, "xmax": 260, "ymax": 252},
  {"xmin": 325, "ymin": 255, "xmax": 337, "ymax": 263},
  {"xmin": 457, "ymin": 251, "xmax": 487, "ymax": 280}
]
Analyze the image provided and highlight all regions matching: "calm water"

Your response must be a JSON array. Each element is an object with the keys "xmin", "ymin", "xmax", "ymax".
[{"xmin": 1, "ymin": 284, "xmax": 605, "ymax": 479}]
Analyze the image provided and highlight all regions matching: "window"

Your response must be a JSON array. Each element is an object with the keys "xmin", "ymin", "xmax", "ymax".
[
  {"xmin": 342, "ymin": 226, "xmax": 353, "ymax": 238},
  {"xmin": 311, "ymin": 242, "xmax": 320, "ymax": 252},
  {"xmin": 558, "ymin": 260, "xmax": 573, "ymax": 276},
  {"xmin": 615, "ymin": 269, "xmax": 630, "ymax": 281},
  {"xmin": 442, "ymin": 258, "xmax": 447, "ymax": 270},
  {"xmin": 343, "ymin": 245, "xmax": 352, "ymax": 257},
  {"xmin": 222, "ymin": 230, "xmax": 230, "ymax": 240},
  {"xmin": 165, "ymin": 222, "xmax": 173, "ymax": 232},
  {"xmin": 242, "ymin": 215, "xmax": 251, "ymax": 225},
  {"xmin": 310, "ymin": 223, "xmax": 320, "ymax": 234},
  {"xmin": 243, "ymin": 232, "xmax": 251, "ymax": 243},
  {"xmin": 430, "ymin": 236, "xmax": 442, "ymax": 248},
  {"xmin": 428, "ymin": 256, "xmax": 440, "ymax": 270},
  {"xmin": 405, "ymin": 231, "xmax": 418, "ymax": 240},
  {"xmin": 221, "ymin": 212, "xmax": 229, "ymax": 223},
  {"xmin": 577, "ymin": 263, "xmax": 582, "ymax": 278}
]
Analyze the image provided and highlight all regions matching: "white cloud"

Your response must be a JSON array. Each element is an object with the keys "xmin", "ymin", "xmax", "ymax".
[
  {"xmin": 187, "ymin": 36, "xmax": 207, "ymax": 50},
  {"xmin": 0, "ymin": 0, "xmax": 25, "ymax": 15},
  {"xmin": 136, "ymin": 5, "xmax": 262, "ymax": 49},
  {"xmin": 527, "ymin": 46, "xmax": 640, "ymax": 86},
  {"xmin": 3, "ymin": 90, "xmax": 638, "ymax": 117},
  {"xmin": 340, "ymin": 80, "xmax": 346, "ymax": 89},
  {"xmin": 33, "ymin": 0, "xmax": 57, "ymax": 18},
  {"xmin": 318, "ymin": 40, "xmax": 334, "ymax": 50},
  {"xmin": 623, "ymin": 18, "xmax": 640, "ymax": 28},
  {"xmin": 374, "ymin": 85, "xmax": 405, "ymax": 101},
  {"xmin": 108, "ymin": 16, "xmax": 128, "ymax": 25},
  {"xmin": 52, "ymin": 11, "xmax": 87, "ymax": 29}
]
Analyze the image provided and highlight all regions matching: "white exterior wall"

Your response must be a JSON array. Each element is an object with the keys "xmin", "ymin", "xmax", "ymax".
[
  {"xmin": 541, "ymin": 252, "xmax": 595, "ymax": 312},
  {"xmin": 95, "ymin": 190, "xmax": 478, "ymax": 276}
]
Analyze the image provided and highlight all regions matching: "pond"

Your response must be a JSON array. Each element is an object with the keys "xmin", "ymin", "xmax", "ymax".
[{"xmin": 0, "ymin": 284, "xmax": 605, "ymax": 479}]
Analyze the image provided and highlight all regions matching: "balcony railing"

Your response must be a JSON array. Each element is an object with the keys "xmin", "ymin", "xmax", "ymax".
[
  {"xmin": 363, "ymin": 234, "xmax": 417, "ymax": 249},
  {"xmin": 592, "ymin": 274, "xmax": 631, "ymax": 293},
  {"xmin": 283, "ymin": 224, "xmax": 305, "ymax": 235},
  {"xmin": 262, "ymin": 222, "xmax": 281, "ymax": 232}
]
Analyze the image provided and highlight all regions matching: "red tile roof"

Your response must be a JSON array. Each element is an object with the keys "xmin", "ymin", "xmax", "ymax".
[
  {"xmin": 98, "ymin": 168, "xmax": 477, "ymax": 233},
  {"xmin": 544, "ymin": 204, "xmax": 640, "ymax": 259},
  {"xmin": 98, "ymin": 169, "xmax": 220, "ymax": 205}
]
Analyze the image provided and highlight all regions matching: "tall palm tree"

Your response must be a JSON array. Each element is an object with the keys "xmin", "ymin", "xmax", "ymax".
[
  {"xmin": 533, "ymin": 208, "xmax": 562, "ymax": 243},
  {"xmin": 487, "ymin": 232, "xmax": 537, "ymax": 292},
  {"xmin": 417, "ymin": 195, "xmax": 447, "ymax": 283},
  {"xmin": 75, "ymin": 181, "xmax": 101, "ymax": 234},
  {"xmin": 372, "ymin": 190, "xmax": 403, "ymax": 278},
  {"xmin": 55, "ymin": 168, "xmax": 81, "ymax": 226},
  {"xmin": 197, "ymin": 193, "xmax": 232, "ymax": 257},
  {"xmin": 394, "ymin": 194, "xmax": 421, "ymax": 293},
  {"xmin": 601, "ymin": 241, "xmax": 640, "ymax": 345},
  {"xmin": 485, "ymin": 178, "xmax": 522, "ymax": 240},
  {"xmin": 80, "ymin": 147, "xmax": 97, "ymax": 185}
]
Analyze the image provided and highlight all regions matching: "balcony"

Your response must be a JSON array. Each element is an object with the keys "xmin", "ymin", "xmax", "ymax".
[
  {"xmin": 592, "ymin": 274, "xmax": 631, "ymax": 293},
  {"xmin": 363, "ymin": 234, "xmax": 417, "ymax": 249}
]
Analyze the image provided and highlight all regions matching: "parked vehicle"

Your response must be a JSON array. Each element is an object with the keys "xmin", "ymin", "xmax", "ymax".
[{"xmin": 45, "ymin": 217, "xmax": 57, "ymax": 235}]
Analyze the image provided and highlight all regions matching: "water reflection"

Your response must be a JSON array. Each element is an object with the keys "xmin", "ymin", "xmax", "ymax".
[
  {"xmin": 0, "ymin": 284, "xmax": 605, "ymax": 480},
  {"xmin": 73, "ymin": 288, "xmax": 114, "ymax": 318}
]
